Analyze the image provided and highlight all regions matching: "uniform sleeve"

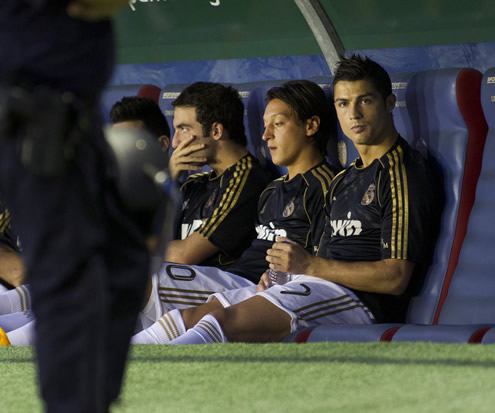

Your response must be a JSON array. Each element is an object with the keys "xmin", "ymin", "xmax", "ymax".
[
  {"xmin": 307, "ymin": 164, "xmax": 335, "ymax": 255},
  {"xmin": 0, "ymin": 205, "xmax": 18, "ymax": 250},
  {"xmin": 197, "ymin": 166, "xmax": 263, "ymax": 257},
  {"xmin": 379, "ymin": 154, "xmax": 431, "ymax": 262},
  {"xmin": 306, "ymin": 183, "xmax": 329, "ymax": 255}
]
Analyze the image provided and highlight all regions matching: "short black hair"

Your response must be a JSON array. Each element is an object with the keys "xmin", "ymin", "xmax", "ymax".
[
  {"xmin": 110, "ymin": 96, "xmax": 170, "ymax": 139},
  {"xmin": 171, "ymin": 82, "xmax": 247, "ymax": 147},
  {"xmin": 266, "ymin": 79, "xmax": 335, "ymax": 155},
  {"xmin": 333, "ymin": 54, "xmax": 392, "ymax": 101}
]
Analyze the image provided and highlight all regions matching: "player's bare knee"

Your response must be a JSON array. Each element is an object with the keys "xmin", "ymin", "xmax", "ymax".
[{"xmin": 181, "ymin": 297, "xmax": 223, "ymax": 328}]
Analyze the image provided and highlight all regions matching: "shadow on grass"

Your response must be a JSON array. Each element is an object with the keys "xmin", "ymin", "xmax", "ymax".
[
  {"xmin": 0, "ymin": 359, "xmax": 35, "ymax": 364},
  {"xmin": 128, "ymin": 354, "xmax": 495, "ymax": 368}
]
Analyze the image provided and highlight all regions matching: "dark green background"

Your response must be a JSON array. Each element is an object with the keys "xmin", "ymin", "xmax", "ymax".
[{"xmin": 114, "ymin": 0, "xmax": 495, "ymax": 64}]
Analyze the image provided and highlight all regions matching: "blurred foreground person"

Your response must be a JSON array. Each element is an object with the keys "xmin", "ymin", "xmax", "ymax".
[{"xmin": 0, "ymin": 1, "xmax": 165, "ymax": 412}]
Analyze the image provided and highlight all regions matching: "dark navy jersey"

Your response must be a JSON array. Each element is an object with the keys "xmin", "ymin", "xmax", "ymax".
[
  {"xmin": 319, "ymin": 137, "xmax": 440, "ymax": 322},
  {"xmin": 228, "ymin": 160, "xmax": 336, "ymax": 283},
  {"xmin": 0, "ymin": 201, "xmax": 19, "ymax": 251},
  {"xmin": 0, "ymin": 1, "xmax": 113, "ymax": 94},
  {"xmin": 175, "ymin": 154, "xmax": 272, "ymax": 269}
]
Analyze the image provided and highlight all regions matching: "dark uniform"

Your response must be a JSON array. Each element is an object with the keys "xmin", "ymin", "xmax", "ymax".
[
  {"xmin": 154, "ymin": 160, "xmax": 335, "ymax": 313},
  {"xmin": 228, "ymin": 160, "xmax": 335, "ymax": 283},
  {"xmin": 319, "ymin": 137, "xmax": 440, "ymax": 322},
  {"xmin": 0, "ymin": 200, "xmax": 22, "ymax": 290},
  {"xmin": 0, "ymin": 201, "xmax": 19, "ymax": 252},
  {"xmin": 0, "ymin": 3, "xmax": 149, "ymax": 413},
  {"xmin": 176, "ymin": 154, "xmax": 272, "ymax": 269}
]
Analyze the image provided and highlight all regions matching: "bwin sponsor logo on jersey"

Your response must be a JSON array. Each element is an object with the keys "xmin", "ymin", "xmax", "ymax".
[
  {"xmin": 256, "ymin": 222, "xmax": 287, "ymax": 241},
  {"xmin": 181, "ymin": 220, "xmax": 203, "ymax": 239},
  {"xmin": 331, "ymin": 212, "xmax": 363, "ymax": 237}
]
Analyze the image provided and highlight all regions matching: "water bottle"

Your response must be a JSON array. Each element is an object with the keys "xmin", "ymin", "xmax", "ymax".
[
  {"xmin": 268, "ymin": 268, "xmax": 292, "ymax": 285},
  {"xmin": 268, "ymin": 239, "xmax": 293, "ymax": 285}
]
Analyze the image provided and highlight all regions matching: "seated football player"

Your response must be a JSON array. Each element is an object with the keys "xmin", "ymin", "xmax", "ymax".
[
  {"xmin": 132, "ymin": 79, "xmax": 340, "ymax": 343},
  {"xmin": 163, "ymin": 82, "xmax": 274, "ymax": 268},
  {"xmin": 133, "ymin": 55, "xmax": 442, "ymax": 345}
]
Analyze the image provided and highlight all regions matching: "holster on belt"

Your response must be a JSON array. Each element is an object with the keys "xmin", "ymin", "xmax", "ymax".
[{"xmin": 0, "ymin": 81, "xmax": 94, "ymax": 177}]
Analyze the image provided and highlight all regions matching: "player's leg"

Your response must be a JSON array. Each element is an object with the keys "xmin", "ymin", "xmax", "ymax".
[
  {"xmin": 0, "ymin": 284, "xmax": 31, "ymax": 315},
  {"xmin": 169, "ymin": 295, "xmax": 292, "ymax": 344},
  {"xmin": 171, "ymin": 275, "xmax": 374, "ymax": 344},
  {"xmin": 132, "ymin": 281, "xmax": 257, "ymax": 344},
  {"xmin": 132, "ymin": 264, "xmax": 255, "ymax": 343},
  {"xmin": 155, "ymin": 263, "xmax": 254, "ymax": 314},
  {"xmin": 0, "ymin": 310, "xmax": 34, "ymax": 332},
  {"xmin": 131, "ymin": 299, "xmax": 222, "ymax": 344},
  {"xmin": 0, "ymin": 319, "xmax": 36, "ymax": 346}
]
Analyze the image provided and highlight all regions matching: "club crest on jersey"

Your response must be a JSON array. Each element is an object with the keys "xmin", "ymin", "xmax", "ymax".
[
  {"xmin": 282, "ymin": 197, "xmax": 296, "ymax": 217},
  {"xmin": 205, "ymin": 189, "xmax": 217, "ymax": 209},
  {"xmin": 361, "ymin": 183, "xmax": 376, "ymax": 205}
]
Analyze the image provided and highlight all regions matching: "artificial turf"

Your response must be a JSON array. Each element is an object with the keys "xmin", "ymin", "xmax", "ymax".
[{"xmin": 2, "ymin": 342, "xmax": 495, "ymax": 412}]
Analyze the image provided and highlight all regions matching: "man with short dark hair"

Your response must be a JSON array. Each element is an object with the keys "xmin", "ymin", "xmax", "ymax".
[
  {"xmin": 165, "ymin": 82, "xmax": 273, "ymax": 268},
  {"xmin": 132, "ymin": 79, "xmax": 339, "ymax": 344},
  {"xmin": 110, "ymin": 96, "xmax": 171, "ymax": 153},
  {"xmin": 149, "ymin": 55, "xmax": 441, "ymax": 345}
]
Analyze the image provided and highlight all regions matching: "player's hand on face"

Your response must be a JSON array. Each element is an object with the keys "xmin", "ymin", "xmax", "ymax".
[
  {"xmin": 67, "ymin": 0, "xmax": 128, "ymax": 21},
  {"xmin": 256, "ymin": 270, "xmax": 272, "ymax": 293},
  {"xmin": 266, "ymin": 237, "xmax": 311, "ymax": 275},
  {"xmin": 168, "ymin": 135, "xmax": 208, "ymax": 181}
]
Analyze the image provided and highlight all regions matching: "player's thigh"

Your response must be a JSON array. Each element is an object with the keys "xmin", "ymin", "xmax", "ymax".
[
  {"xmin": 209, "ymin": 285, "xmax": 258, "ymax": 308},
  {"xmin": 157, "ymin": 263, "xmax": 254, "ymax": 312},
  {"xmin": 257, "ymin": 275, "xmax": 375, "ymax": 332}
]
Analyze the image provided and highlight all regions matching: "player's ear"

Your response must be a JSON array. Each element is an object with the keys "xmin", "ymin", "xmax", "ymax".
[
  {"xmin": 158, "ymin": 135, "xmax": 170, "ymax": 152},
  {"xmin": 305, "ymin": 116, "xmax": 320, "ymax": 137},
  {"xmin": 210, "ymin": 122, "xmax": 224, "ymax": 141},
  {"xmin": 386, "ymin": 93, "xmax": 396, "ymax": 113}
]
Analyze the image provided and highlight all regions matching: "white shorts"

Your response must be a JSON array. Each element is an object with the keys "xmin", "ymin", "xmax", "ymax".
[
  {"xmin": 211, "ymin": 274, "xmax": 375, "ymax": 333},
  {"xmin": 153, "ymin": 262, "xmax": 255, "ymax": 316}
]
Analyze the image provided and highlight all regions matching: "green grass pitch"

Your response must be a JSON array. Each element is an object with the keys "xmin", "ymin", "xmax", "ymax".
[{"xmin": 2, "ymin": 342, "xmax": 495, "ymax": 412}]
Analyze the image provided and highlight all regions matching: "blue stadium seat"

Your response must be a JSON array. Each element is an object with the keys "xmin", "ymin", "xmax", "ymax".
[
  {"xmin": 435, "ymin": 67, "xmax": 495, "ymax": 326},
  {"xmin": 100, "ymin": 84, "xmax": 161, "ymax": 124},
  {"xmin": 401, "ymin": 68, "xmax": 487, "ymax": 326},
  {"xmin": 284, "ymin": 68, "xmax": 489, "ymax": 343},
  {"xmin": 481, "ymin": 327, "xmax": 495, "ymax": 344},
  {"xmin": 234, "ymin": 82, "xmax": 263, "ymax": 158},
  {"xmin": 391, "ymin": 325, "xmax": 491, "ymax": 343}
]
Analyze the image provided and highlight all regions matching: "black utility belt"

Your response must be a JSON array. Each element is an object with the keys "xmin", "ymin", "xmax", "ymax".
[{"xmin": 0, "ymin": 81, "xmax": 95, "ymax": 177}]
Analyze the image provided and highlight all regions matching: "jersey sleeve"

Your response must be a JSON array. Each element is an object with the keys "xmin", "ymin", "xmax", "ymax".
[
  {"xmin": 197, "ymin": 164, "xmax": 263, "ymax": 257},
  {"xmin": 378, "ymin": 153, "xmax": 431, "ymax": 262},
  {"xmin": 0, "ymin": 204, "xmax": 18, "ymax": 250},
  {"xmin": 306, "ymin": 166, "xmax": 334, "ymax": 255}
]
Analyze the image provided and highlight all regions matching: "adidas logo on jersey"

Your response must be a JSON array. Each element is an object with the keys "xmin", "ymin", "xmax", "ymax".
[
  {"xmin": 256, "ymin": 222, "xmax": 287, "ymax": 241},
  {"xmin": 330, "ymin": 212, "xmax": 363, "ymax": 237},
  {"xmin": 181, "ymin": 220, "xmax": 203, "ymax": 239}
]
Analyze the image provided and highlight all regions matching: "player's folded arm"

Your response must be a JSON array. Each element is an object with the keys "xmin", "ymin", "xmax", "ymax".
[
  {"xmin": 164, "ymin": 232, "xmax": 219, "ymax": 265},
  {"xmin": 303, "ymin": 255, "xmax": 415, "ymax": 295}
]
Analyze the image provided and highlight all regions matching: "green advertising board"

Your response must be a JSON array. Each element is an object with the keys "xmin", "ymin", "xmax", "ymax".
[{"xmin": 114, "ymin": 0, "xmax": 495, "ymax": 65}]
